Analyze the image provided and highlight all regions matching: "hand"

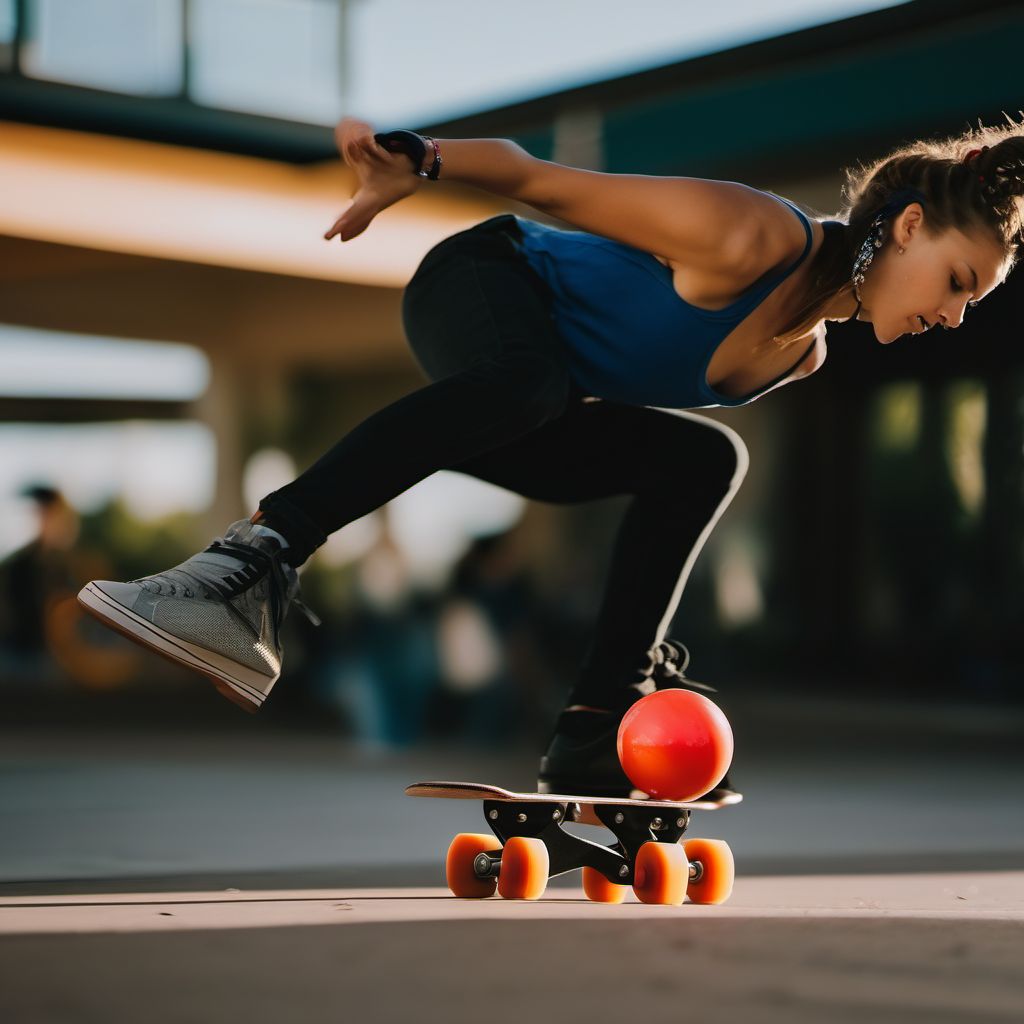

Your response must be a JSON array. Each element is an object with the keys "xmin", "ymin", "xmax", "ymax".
[{"xmin": 324, "ymin": 117, "xmax": 421, "ymax": 243}]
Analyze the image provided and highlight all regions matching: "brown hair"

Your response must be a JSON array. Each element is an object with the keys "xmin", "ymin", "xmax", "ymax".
[{"xmin": 770, "ymin": 112, "xmax": 1024, "ymax": 348}]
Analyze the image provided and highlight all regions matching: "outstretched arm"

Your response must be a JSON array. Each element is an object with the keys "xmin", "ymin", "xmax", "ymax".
[
  {"xmin": 326, "ymin": 120, "xmax": 773, "ymax": 277},
  {"xmin": 416, "ymin": 137, "xmax": 776, "ymax": 277}
]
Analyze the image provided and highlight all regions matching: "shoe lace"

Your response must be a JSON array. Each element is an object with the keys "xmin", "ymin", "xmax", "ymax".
[
  {"xmin": 639, "ymin": 638, "xmax": 717, "ymax": 694},
  {"xmin": 208, "ymin": 539, "xmax": 322, "ymax": 633},
  {"xmin": 136, "ymin": 539, "xmax": 322, "ymax": 643}
]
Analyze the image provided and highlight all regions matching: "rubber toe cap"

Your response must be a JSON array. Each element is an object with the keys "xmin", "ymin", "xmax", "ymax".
[{"xmin": 84, "ymin": 580, "xmax": 142, "ymax": 610}]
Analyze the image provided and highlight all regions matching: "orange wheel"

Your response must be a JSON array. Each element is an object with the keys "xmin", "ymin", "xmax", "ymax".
[
  {"xmin": 446, "ymin": 833, "xmax": 502, "ymax": 898},
  {"xmin": 582, "ymin": 866, "xmax": 628, "ymax": 904},
  {"xmin": 682, "ymin": 838, "xmax": 735, "ymax": 905},
  {"xmin": 632, "ymin": 841, "xmax": 688, "ymax": 905},
  {"xmin": 497, "ymin": 836, "xmax": 549, "ymax": 900}
]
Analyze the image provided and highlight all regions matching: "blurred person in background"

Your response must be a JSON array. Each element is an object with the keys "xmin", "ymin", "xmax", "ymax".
[
  {"xmin": 0, "ymin": 485, "xmax": 80, "ymax": 681},
  {"xmin": 0, "ymin": 485, "xmax": 141, "ymax": 692},
  {"xmin": 78, "ymin": 113, "xmax": 1021, "ymax": 801},
  {"xmin": 433, "ymin": 531, "xmax": 545, "ymax": 743},
  {"xmin": 313, "ymin": 526, "xmax": 438, "ymax": 746}
]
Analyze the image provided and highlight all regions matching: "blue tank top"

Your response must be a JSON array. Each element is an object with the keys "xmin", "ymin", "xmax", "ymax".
[{"xmin": 511, "ymin": 195, "xmax": 822, "ymax": 408}]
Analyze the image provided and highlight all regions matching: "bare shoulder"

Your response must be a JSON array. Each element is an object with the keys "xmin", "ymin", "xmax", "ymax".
[
  {"xmin": 715, "ymin": 189, "xmax": 816, "ymax": 291},
  {"xmin": 748, "ymin": 191, "xmax": 817, "ymax": 270},
  {"xmin": 514, "ymin": 160, "xmax": 807, "ymax": 279}
]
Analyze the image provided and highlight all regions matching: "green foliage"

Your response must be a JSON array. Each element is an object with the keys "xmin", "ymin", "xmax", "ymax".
[{"xmin": 75, "ymin": 496, "xmax": 197, "ymax": 582}]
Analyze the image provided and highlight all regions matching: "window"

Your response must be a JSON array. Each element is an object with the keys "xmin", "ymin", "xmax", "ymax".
[
  {"xmin": 0, "ymin": 325, "xmax": 209, "ymax": 400},
  {"xmin": 20, "ymin": 0, "xmax": 183, "ymax": 95},
  {"xmin": 189, "ymin": 0, "xmax": 341, "ymax": 123}
]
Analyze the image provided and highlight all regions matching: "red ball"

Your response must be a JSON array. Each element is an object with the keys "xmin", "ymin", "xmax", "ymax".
[{"xmin": 616, "ymin": 689, "xmax": 733, "ymax": 801}]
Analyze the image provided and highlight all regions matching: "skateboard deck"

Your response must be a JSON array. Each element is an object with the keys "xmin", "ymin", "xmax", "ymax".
[
  {"xmin": 406, "ymin": 781, "xmax": 741, "ymax": 827},
  {"xmin": 406, "ymin": 781, "xmax": 740, "ymax": 905}
]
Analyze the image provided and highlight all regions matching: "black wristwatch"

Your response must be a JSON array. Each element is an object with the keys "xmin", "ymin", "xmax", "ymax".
[{"xmin": 373, "ymin": 129, "xmax": 442, "ymax": 180}]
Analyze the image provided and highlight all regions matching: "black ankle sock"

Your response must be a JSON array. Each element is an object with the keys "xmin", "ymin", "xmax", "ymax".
[
  {"xmin": 250, "ymin": 512, "xmax": 307, "ymax": 567},
  {"xmin": 254, "ymin": 492, "xmax": 329, "ymax": 561},
  {"xmin": 251, "ymin": 510, "xmax": 292, "ymax": 540}
]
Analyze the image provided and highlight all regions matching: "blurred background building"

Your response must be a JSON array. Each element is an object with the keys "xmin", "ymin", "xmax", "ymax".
[{"xmin": 1, "ymin": 0, "xmax": 1022, "ymax": 745}]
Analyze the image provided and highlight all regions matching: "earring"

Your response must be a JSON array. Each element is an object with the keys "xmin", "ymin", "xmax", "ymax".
[
  {"xmin": 897, "ymin": 246, "xmax": 905, "ymax": 255},
  {"xmin": 851, "ymin": 213, "xmax": 887, "ymax": 292}
]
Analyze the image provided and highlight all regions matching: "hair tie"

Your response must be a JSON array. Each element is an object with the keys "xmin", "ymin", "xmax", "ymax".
[{"xmin": 964, "ymin": 145, "xmax": 990, "ymax": 183}]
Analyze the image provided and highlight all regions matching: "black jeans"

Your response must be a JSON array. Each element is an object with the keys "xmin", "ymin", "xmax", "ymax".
[{"xmin": 258, "ymin": 214, "xmax": 747, "ymax": 706}]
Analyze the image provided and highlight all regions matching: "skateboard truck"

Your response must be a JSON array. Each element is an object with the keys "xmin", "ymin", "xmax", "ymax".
[{"xmin": 472, "ymin": 797, "xmax": 690, "ymax": 886}]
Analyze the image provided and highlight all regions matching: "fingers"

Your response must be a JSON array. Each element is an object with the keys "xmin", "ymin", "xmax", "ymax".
[
  {"xmin": 342, "ymin": 137, "xmax": 383, "ymax": 170},
  {"xmin": 342, "ymin": 136, "xmax": 365, "ymax": 164},
  {"xmin": 323, "ymin": 207, "xmax": 365, "ymax": 242},
  {"xmin": 324, "ymin": 221, "xmax": 359, "ymax": 243},
  {"xmin": 358, "ymin": 137, "xmax": 389, "ymax": 164},
  {"xmin": 324, "ymin": 202, "xmax": 353, "ymax": 240},
  {"xmin": 347, "ymin": 134, "xmax": 407, "ymax": 169},
  {"xmin": 337, "ymin": 118, "xmax": 372, "ymax": 161},
  {"xmin": 325, "ymin": 218, "xmax": 367, "ymax": 242},
  {"xmin": 335, "ymin": 117, "xmax": 374, "ymax": 151},
  {"xmin": 337, "ymin": 116, "xmax": 373, "ymax": 139}
]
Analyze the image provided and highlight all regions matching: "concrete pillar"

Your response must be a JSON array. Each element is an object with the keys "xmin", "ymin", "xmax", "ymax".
[{"xmin": 190, "ymin": 347, "xmax": 245, "ymax": 540}]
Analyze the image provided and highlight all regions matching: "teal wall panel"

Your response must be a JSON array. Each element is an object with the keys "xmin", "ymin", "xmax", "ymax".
[{"xmin": 602, "ymin": 11, "xmax": 1024, "ymax": 175}]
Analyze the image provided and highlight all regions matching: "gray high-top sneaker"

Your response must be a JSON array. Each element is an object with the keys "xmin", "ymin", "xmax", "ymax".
[{"xmin": 77, "ymin": 518, "xmax": 321, "ymax": 712}]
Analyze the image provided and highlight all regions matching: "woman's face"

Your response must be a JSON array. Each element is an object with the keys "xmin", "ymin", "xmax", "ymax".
[{"xmin": 857, "ymin": 203, "xmax": 1005, "ymax": 344}]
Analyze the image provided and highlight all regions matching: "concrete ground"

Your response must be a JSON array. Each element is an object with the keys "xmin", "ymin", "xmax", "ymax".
[
  {"xmin": 1, "ymin": 690, "xmax": 1023, "ymax": 1021},
  {"xmin": 2, "ymin": 874, "xmax": 1023, "ymax": 1023}
]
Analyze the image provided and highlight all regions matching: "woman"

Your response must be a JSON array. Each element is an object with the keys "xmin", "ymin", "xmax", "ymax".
[{"xmin": 78, "ymin": 114, "xmax": 1021, "ymax": 800}]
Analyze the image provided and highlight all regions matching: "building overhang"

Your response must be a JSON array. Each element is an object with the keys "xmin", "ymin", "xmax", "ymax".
[{"xmin": 0, "ymin": 121, "xmax": 502, "ymax": 284}]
